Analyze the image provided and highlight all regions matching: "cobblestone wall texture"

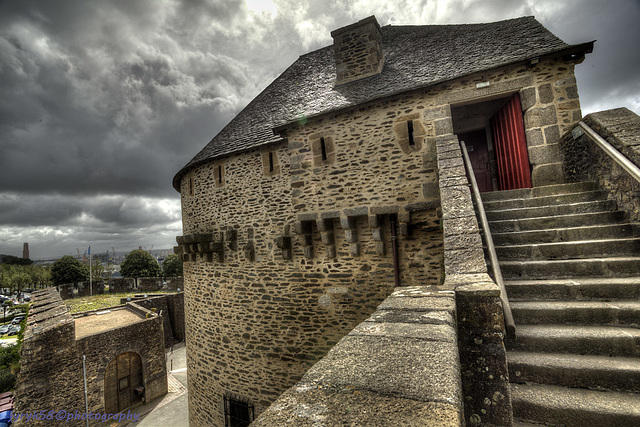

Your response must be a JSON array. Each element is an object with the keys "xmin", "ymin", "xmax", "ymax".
[
  {"xmin": 179, "ymin": 57, "xmax": 581, "ymax": 426},
  {"xmin": 560, "ymin": 108, "xmax": 640, "ymax": 221}
]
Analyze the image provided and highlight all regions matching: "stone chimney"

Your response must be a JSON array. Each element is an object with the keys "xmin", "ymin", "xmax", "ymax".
[{"xmin": 331, "ymin": 16, "xmax": 384, "ymax": 85}]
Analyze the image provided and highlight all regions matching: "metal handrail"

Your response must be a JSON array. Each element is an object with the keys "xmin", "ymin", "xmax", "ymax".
[
  {"xmin": 459, "ymin": 141, "xmax": 517, "ymax": 339},
  {"xmin": 577, "ymin": 121, "xmax": 640, "ymax": 185}
]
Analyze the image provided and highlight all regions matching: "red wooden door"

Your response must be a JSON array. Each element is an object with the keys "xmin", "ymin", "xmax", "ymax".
[
  {"xmin": 490, "ymin": 94, "xmax": 532, "ymax": 190},
  {"xmin": 459, "ymin": 130, "xmax": 493, "ymax": 192}
]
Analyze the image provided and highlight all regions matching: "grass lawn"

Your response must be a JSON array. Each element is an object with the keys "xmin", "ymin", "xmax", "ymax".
[{"xmin": 64, "ymin": 292, "xmax": 169, "ymax": 314}]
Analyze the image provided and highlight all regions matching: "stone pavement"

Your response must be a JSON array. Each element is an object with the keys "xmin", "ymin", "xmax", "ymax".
[{"xmin": 118, "ymin": 342, "xmax": 188, "ymax": 426}]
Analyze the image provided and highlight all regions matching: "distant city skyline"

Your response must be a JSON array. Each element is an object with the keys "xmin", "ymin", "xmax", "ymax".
[{"xmin": 1, "ymin": 0, "xmax": 639, "ymax": 259}]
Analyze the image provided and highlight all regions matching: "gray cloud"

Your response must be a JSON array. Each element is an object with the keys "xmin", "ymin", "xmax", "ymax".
[{"xmin": 0, "ymin": 0, "xmax": 638, "ymax": 259}]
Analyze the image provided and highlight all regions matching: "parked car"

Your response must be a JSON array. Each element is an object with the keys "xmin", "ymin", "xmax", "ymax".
[
  {"xmin": 7, "ymin": 325, "xmax": 20, "ymax": 336},
  {"xmin": 11, "ymin": 316, "xmax": 24, "ymax": 325},
  {"xmin": 0, "ymin": 325, "xmax": 10, "ymax": 335}
]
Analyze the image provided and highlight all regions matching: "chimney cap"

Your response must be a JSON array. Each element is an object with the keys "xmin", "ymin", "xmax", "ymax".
[{"xmin": 330, "ymin": 15, "xmax": 381, "ymax": 38}]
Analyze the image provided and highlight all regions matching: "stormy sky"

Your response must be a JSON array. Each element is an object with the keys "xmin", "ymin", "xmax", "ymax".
[{"xmin": 0, "ymin": 0, "xmax": 639, "ymax": 260}]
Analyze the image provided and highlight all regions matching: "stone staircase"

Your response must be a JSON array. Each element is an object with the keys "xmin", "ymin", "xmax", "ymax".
[{"xmin": 481, "ymin": 181, "xmax": 640, "ymax": 426}]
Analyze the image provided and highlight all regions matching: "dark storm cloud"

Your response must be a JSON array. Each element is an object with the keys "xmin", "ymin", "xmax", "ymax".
[
  {"xmin": 0, "ymin": 0, "xmax": 638, "ymax": 259},
  {"xmin": 0, "ymin": 193, "xmax": 179, "ymax": 228},
  {"xmin": 0, "ymin": 0, "xmax": 248, "ymax": 197}
]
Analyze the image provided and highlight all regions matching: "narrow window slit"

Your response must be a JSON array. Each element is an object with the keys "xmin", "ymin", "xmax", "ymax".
[
  {"xmin": 269, "ymin": 152, "xmax": 274, "ymax": 172},
  {"xmin": 320, "ymin": 137, "xmax": 327, "ymax": 161},
  {"xmin": 218, "ymin": 165, "xmax": 223, "ymax": 184},
  {"xmin": 408, "ymin": 120, "xmax": 415, "ymax": 146}
]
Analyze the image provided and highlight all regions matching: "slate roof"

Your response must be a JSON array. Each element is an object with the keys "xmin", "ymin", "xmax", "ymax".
[{"xmin": 173, "ymin": 16, "xmax": 593, "ymax": 190}]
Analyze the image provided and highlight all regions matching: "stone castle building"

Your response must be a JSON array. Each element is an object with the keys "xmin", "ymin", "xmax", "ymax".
[{"xmin": 173, "ymin": 16, "xmax": 601, "ymax": 426}]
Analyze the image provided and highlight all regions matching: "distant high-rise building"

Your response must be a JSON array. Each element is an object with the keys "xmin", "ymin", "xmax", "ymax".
[{"xmin": 23, "ymin": 243, "xmax": 29, "ymax": 259}]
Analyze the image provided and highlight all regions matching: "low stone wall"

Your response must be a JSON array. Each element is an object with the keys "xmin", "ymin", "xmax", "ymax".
[
  {"xmin": 109, "ymin": 278, "xmax": 135, "ymax": 293},
  {"xmin": 560, "ymin": 108, "xmax": 640, "ymax": 222},
  {"xmin": 77, "ymin": 280, "xmax": 105, "ymax": 297},
  {"xmin": 138, "ymin": 277, "xmax": 162, "ymax": 292},
  {"xmin": 253, "ymin": 286, "xmax": 462, "ymax": 426},
  {"xmin": 164, "ymin": 276, "xmax": 183, "ymax": 291},
  {"xmin": 57, "ymin": 284, "xmax": 73, "ymax": 300}
]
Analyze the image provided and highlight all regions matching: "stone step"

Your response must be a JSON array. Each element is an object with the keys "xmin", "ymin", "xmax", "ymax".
[
  {"xmin": 488, "ymin": 210, "xmax": 626, "ymax": 233},
  {"xmin": 505, "ymin": 277, "xmax": 640, "ymax": 301},
  {"xmin": 486, "ymin": 199, "xmax": 617, "ymax": 221},
  {"xmin": 494, "ymin": 238, "xmax": 640, "ymax": 260},
  {"xmin": 508, "ymin": 351, "xmax": 640, "ymax": 392},
  {"xmin": 499, "ymin": 257, "xmax": 640, "ymax": 279},
  {"xmin": 510, "ymin": 300, "xmax": 640, "ymax": 326},
  {"xmin": 510, "ymin": 383, "xmax": 640, "ymax": 426},
  {"xmin": 505, "ymin": 324, "xmax": 640, "ymax": 357},
  {"xmin": 483, "ymin": 190, "xmax": 608, "ymax": 212},
  {"xmin": 481, "ymin": 182, "xmax": 597, "ymax": 202},
  {"xmin": 492, "ymin": 223, "xmax": 640, "ymax": 245}
]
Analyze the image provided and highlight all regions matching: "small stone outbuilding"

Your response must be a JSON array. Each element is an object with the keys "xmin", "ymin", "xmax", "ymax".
[{"xmin": 14, "ymin": 288, "xmax": 167, "ymax": 426}]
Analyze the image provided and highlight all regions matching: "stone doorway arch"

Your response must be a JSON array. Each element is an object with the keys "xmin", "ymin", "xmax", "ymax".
[{"xmin": 104, "ymin": 352, "xmax": 143, "ymax": 413}]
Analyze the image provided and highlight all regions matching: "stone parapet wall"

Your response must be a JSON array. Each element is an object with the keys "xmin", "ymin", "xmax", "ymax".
[
  {"xmin": 254, "ymin": 286, "xmax": 462, "ymax": 426},
  {"xmin": 14, "ymin": 289, "xmax": 85, "ymax": 425},
  {"xmin": 560, "ymin": 108, "xmax": 640, "ymax": 222},
  {"xmin": 435, "ymin": 134, "xmax": 514, "ymax": 425}
]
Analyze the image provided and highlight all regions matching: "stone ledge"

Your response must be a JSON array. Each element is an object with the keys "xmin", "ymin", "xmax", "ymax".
[
  {"xmin": 253, "ymin": 286, "xmax": 462, "ymax": 425},
  {"xmin": 253, "ymin": 385, "xmax": 461, "ymax": 426}
]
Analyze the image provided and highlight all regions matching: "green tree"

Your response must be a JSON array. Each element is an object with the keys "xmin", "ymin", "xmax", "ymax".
[
  {"xmin": 30, "ymin": 265, "xmax": 52, "ymax": 289},
  {"xmin": 162, "ymin": 254, "xmax": 183, "ymax": 278},
  {"xmin": 121, "ymin": 250, "xmax": 161, "ymax": 279},
  {"xmin": 51, "ymin": 256, "xmax": 89, "ymax": 285}
]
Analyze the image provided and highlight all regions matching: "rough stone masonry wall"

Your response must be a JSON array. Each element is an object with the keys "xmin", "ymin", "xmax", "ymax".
[
  {"xmin": 180, "ymin": 137, "xmax": 426, "ymax": 426},
  {"xmin": 560, "ymin": 108, "xmax": 640, "ymax": 222},
  {"xmin": 133, "ymin": 293, "xmax": 185, "ymax": 346},
  {"xmin": 256, "ymin": 133, "xmax": 515, "ymax": 426},
  {"xmin": 75, "ymin": 303, "xmax": 167, "ymax": 418},
  {"xmin": 254, "ymin": 286, "xmax": 462, "ymax": 426},
  {"xmin": 14, "ymin": 289, "xmax": 85, "ymax": 426},
  {"xmin": 179, "ymin": 56, "xmax": 579, "ymax": 427}
]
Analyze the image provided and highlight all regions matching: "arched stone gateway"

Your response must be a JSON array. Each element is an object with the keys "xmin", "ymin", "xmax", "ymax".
[{"xmin": 104, "ymin": 352, "xmax": 143, "ymax": 413}]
